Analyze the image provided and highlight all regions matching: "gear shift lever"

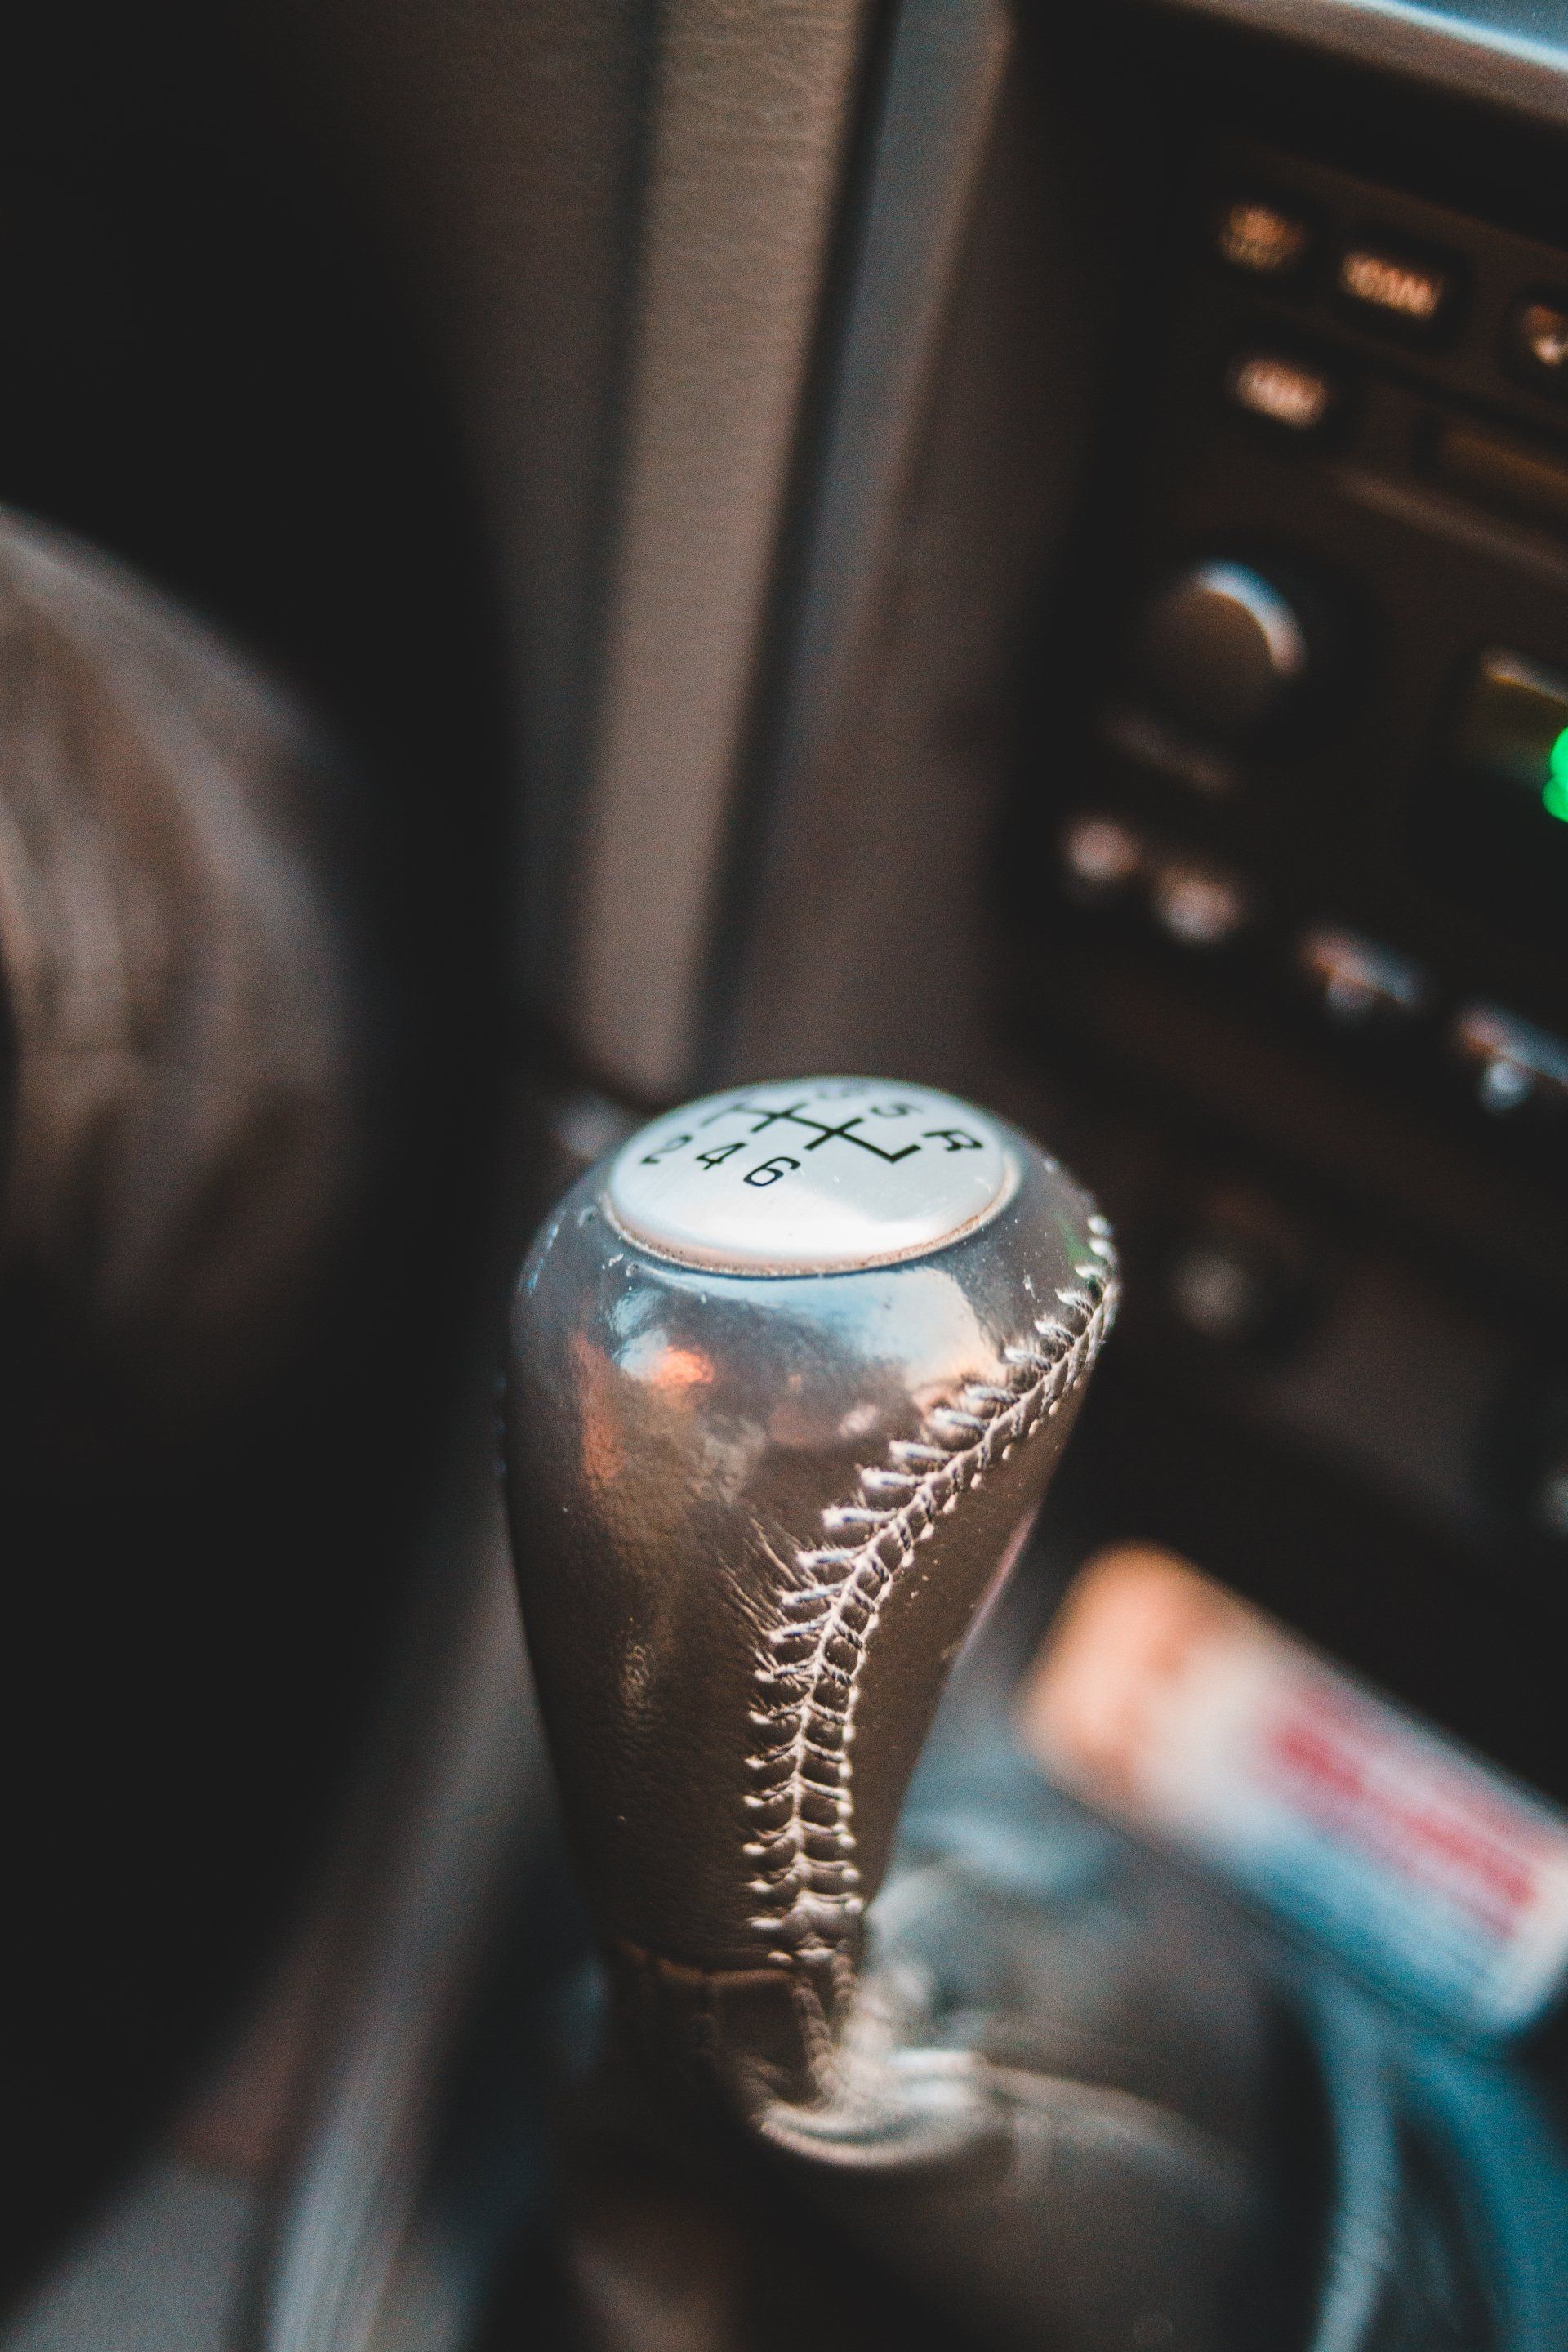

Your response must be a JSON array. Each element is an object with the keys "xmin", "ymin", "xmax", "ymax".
[
  {"xmin": 508, "ymin": 1080, "xmax": 1113, "ymax": 2052},
  {"xmin": 508, "ymin": 1080, "xmax": 1277, "ymax": 2350}
]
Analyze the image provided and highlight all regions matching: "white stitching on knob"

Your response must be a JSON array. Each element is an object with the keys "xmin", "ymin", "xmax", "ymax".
[{"xmin": 744, "ymin": 1220, "xmax": 1118, "ymax": 1963}]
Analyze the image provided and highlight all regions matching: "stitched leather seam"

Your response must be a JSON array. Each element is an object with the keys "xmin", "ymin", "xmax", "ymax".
[{"xmin": 742, "ymin": 1214, "xmax": 1118, "ymax": 1965}]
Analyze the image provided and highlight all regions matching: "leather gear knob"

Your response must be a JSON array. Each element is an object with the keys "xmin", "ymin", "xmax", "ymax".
[{"xmin": 506, "ymin": 1079, "xmax": 1116, "ymax": 2043}]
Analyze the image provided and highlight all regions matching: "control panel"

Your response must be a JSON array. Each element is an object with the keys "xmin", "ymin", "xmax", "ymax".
[
  {"xmin": 1023, "ymin": 146, "xmax": 1568, "ymax": 1147},
  {"xmin": 1010, "ymin": 142, "xmax": 1568, "ymax": 1670}
]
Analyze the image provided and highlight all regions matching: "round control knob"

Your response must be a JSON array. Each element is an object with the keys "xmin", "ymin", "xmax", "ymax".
[{"xmin": 1138, "ymin": 559, "xmax": 1312, "ymax": 739}]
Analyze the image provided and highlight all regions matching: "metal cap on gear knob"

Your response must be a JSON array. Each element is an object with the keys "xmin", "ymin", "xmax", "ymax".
[{"xmin": 506, "ymin": 1078, "xmax": 1116, "ymax": 2025}]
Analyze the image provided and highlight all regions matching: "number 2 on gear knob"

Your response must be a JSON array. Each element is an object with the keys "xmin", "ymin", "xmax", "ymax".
[{"xmin": 505, "ymin": 1077, "xmax": 1116, "ymax": 2094}]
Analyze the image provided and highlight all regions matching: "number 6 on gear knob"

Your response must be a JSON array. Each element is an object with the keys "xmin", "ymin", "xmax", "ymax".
[{"xmin": 504, "ymin": 1077, "xmax": 1116, "ymax": 2096}]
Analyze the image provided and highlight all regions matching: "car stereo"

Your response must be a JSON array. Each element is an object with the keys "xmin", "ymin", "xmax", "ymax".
[{"xmin": 1010, "ymin": 139, "xmax": 1568, "ymax": 1775}]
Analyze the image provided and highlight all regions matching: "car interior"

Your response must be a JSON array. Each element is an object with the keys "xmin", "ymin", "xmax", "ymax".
[{"xmin": 7, "ymin": 2, "xmax": 1568, "ymax": 2347}]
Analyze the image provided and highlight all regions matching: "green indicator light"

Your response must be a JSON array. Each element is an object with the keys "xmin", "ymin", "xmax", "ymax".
[{"xmin": 1546, "ymin": 728, "xmax": 1568, "ymax": 824}]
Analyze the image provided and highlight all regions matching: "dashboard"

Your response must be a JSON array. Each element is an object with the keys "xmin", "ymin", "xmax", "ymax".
[{"xmin": 4, "ymin": 1, "xmax": 1568, "ymax": 2347}]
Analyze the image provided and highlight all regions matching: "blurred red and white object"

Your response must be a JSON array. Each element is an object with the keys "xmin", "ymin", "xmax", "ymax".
[{"xmin": 1020, "ymin": 1546, "xmax": 1568, "ymax": 2042}]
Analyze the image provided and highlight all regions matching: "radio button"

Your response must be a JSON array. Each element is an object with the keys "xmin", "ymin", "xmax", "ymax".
[
  {"xmin": 1336, "ymin": 238, "xmax": 1458, "ymax": 337},
  {"xmin": 1227, "ymin": 351, "xmax": 1335, "ymax": 434},
  {"xmin": 1451, "ymin": 1005, "xmax": 1568, "ymax": 1117},
  {"xmin": 1061, "ymin": 813, "xmax": 1142, "ymax": 898},
  {"xmin": 1139, "ymin": 559, "xmax": 1313, "ymax": 739},
  {"xmin": 1149, "ymin": 859, "xmax": 1252, "ymax": 949},
  {"xmin": 1215, "ymin": 195, "xmax": 1313, "ymax": 282},
  {"xmin": 1508, "ymin": 292, "xmax": 1568, "ymax": 392},
  {"xmin": 1298, "ymin": 929, "xmax": 1430, "ymax": 1027}
]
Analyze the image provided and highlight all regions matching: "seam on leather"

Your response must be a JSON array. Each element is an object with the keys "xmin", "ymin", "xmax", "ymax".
[{"xmin": 742, "ymin": 1215, "xmax": 1119, "ymax": 1966}]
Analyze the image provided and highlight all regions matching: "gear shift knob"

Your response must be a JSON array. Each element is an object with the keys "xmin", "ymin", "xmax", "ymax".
[{"xmin": 507, "ymin": 1079, "xmax": 1116, "ymax": 2059}]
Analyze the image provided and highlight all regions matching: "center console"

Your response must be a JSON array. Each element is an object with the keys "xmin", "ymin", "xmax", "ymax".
[{"xmin": 1004, "ymin": 33, "xmax": 1568, "ymax": 1796}]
